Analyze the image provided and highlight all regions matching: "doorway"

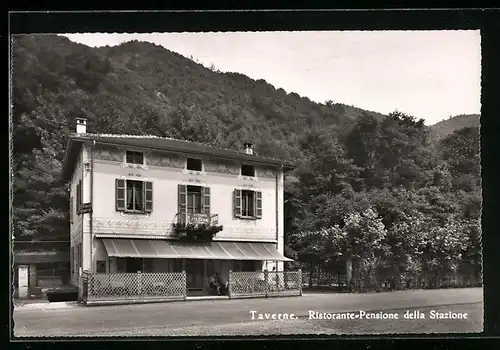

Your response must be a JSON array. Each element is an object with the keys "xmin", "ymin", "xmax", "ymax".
[{"xmin": 186, "ymin": 259, "xmax": 204, "ymax": 290}]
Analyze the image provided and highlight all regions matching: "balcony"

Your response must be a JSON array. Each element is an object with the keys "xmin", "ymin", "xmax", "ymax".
[{"xmin": 172, "ymin": 213, "xmax": 223, "ymax": 241}]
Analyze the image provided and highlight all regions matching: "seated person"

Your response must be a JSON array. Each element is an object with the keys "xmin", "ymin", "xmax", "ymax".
[
  {"xmin": 208, "ymin": 274, "xmax": 219, "ymax": 295},
  {"xmin": 215, "ymin": 272, "xmax": 228, "ymax": 295}
]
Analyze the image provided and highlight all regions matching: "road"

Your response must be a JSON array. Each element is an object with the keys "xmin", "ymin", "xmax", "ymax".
[{"xmin": 13, "ymin": 287, "xmax": 483, "ymax": 337}]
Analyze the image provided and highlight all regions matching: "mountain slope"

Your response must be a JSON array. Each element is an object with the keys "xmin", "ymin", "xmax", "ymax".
[
  {"xmin": 430, "ymin": 114, "xmax": 480, "ymax": 140},
  {"xmin": 11, "ymin": 34, "xmax": 386, "ymax": 240},
  {"xmin": 11, "ymin": 34, "xmax": 480, "ymax": 242},
  {"xmin": 12, "ymin": 35, "xmax": 388, "ymax": 161}
]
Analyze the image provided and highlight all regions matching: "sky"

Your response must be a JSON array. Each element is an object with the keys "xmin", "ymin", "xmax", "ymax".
[{"xmin": 64, "ymin": 31, "xmax": 481, "ymax": 125}]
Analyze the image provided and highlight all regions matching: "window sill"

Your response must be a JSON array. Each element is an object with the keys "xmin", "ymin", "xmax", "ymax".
[
  {"xmin": 121, "ymin": 210, "xmax": 148, "ymax": 215},
  {"xmin": 238, "ymin": 175, "xmax": 258, "ymax": 181},
  {"xmin": 239, "ymin": 216, "xmax": 258, "ymax": 220}
]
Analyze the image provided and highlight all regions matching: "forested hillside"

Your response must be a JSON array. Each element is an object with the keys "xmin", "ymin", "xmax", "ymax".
[
  {"xmin": 12, "ymin": 35, "xmax": 481, "ymax": 291},
  {"xmin": 11, "ymin": 34, "xmax": 384, "ymax": 241},
  {"xmin": 430, "ymin": 114, "xmax": 480, "ymax": 140}
]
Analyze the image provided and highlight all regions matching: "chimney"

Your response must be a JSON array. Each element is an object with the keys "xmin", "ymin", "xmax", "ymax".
[
  {"xmin": 243, "ymin": 142, "xmax": 254, "ymax": 155},
  {"xmin": 76, "ymin": 117, "xmax": 87, "ymax": 134}
]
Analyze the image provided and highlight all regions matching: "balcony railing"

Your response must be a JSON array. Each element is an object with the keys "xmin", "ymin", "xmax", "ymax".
[
  {"xmin": 176, "ymin": 212, "xmax": 219, "ymax": 226},
  {"xmin": 173, "ymin": 213, "xmax": 223, "ymax": 241}
]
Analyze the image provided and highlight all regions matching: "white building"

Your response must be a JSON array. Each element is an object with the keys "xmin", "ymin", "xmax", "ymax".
[{"xmin": 61, "ymin": 118, "xmax": 294, "ymax": 294}]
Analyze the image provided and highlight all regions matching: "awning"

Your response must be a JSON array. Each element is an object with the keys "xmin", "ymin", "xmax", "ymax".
[{"xmin": 101, "ymin": 239, "xmax": 293, "ymax": 262}]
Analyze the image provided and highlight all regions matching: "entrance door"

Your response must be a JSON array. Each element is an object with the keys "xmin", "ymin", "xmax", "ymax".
[{"xmin": 186, "ymin": 259, "xmax": 204, "ymax": 290}]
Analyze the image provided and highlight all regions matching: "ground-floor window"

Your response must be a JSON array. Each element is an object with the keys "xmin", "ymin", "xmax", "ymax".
[
  {"xmin": 96, "ymin": 260, "xmax": 106, "ymax": 273},
  {"xmin": 232, "ymin": 260, "xmax": 259, "ymax": 272},
  {"xmin": 242, "ymin": 260, "xmax": 257, "ymax": 272},
  {"xmin": 125, "ymin": 258, "xmax": 145, "ymax": 273},
  {"xmin": 115, "ymin": 258, "xmax": 164, "ymax": 273},
  {"xmin": 111, "ymin": 258, "xmax": 261, "ymax": 275},
  {"xmin": 171, "ymin": 259, "xmax": 182, "ymax": 273},
  {"xmin": 206, "ymin": 259, "xmax": 215, "ymax": 276}
]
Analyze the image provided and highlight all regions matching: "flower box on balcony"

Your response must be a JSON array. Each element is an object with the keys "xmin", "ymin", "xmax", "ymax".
[{"xmin": 173, "ymin": 213, "xmax": 223, "ymax": 241}]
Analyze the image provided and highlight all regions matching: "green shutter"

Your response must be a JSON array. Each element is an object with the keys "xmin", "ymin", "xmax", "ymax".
[
  {"xmin": 255, "ymin": 191, "xmax": 262, "ymax": 219},
  {"xmin": 144, "ymin": 181, "xmax": 153, "ymax": 212},
  {"xmin": 116, "ymin": 179, "xmax": 126, "ymax": 211},
  {"xmin": 178, "ymin": 184, "xmax": 187, "ymax": 213},
  {"xmin": 203, "ymin": 187, "xmax": 211, "ymax": 215},
  {"xmin": 234, "ymin": 189, "xmax": 242, "ymax": 218}
]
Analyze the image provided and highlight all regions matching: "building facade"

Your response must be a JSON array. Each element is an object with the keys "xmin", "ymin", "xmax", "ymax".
[
  {"xmin": 13, "ymin": 241, "xmax": 70, "ymax": 298},
  {"xmin": 62, "ymin": 119, "xmax": 294, "ymax": 293}
]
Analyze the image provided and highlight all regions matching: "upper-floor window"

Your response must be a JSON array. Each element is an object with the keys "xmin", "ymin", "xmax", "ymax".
[
  {"xmin": 187, "ymin": 158, "xmax": 203, "ymax": 171},
  {"xmin": 241, "ymin": 190, "xmax": 255, "ymax": 217},
  {"xmin": 241, "ymin": 164, "xmax": 255, "ymax": 177},
  {"xmin": 178, "ymin": 184, "xmax": 211, "ymax": 215},
  {"xmin": 126, "ymin": 151, "xmax": 144, "ymax": 165},
  {"xmin": 186, "ymin": 185, "xmax": 203, "ymax": 213},
  {"xmin": 127, "ymin": 180, "xmax": 144, "ymax": 212},
  {"xmin": 115, "ymin": 179, "xmax": 153, "ymax": 213},
  {"xmin": 234, "ymin": 189, "xmax": 262, "ymax": 219}
]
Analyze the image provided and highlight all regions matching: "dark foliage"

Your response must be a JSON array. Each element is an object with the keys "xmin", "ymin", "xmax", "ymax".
[{"xmin": 11, "ymin": 34, "xmax": 481, "ymax": 292}]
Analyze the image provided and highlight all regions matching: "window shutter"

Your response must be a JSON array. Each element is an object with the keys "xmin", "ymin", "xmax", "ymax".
[
  {"xmin": 79, "ymin": 243, "xmax": 83, "ymax": 267},
  {"xmin": 76, "ymin": 181, "xmax": 82, "ymax": 215},
  {"xmin": 144, "ymin": 181, "xmax": 153, "ymax": 213},
  {"xmin": 75, "ymin": 245, "xmax": 79, "ymax": 271},
  {"xmin": 255, "ymin": 191, "xmax": 263, "ymax": 218},
  {"xmin": 116, "ymin": 179, "xmax": 126, "ymax": 211},
  {"xmin": 203, "ymin": 187, "xmax": 211, "ymax": 215},
  {"xmin": 234, "ymin": 189, "xmax": 242, "ymax": 218},
  {"xmin": 69, "ymin": 196, "xmax": 73, "ymax": 224},
  {"xmin": 70, "ymin": 246, "xmax": 74, "ymax": 275},
  {"xmin": 178, "ymin": 184, "xmax": 187, "ymax": 213}
]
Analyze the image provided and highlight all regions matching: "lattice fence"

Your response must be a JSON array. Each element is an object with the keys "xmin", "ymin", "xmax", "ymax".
[
  {"xmin": 83, "ymin": 271, "xmax": 186, "ymax": 303},
  {"xmin": 229, "ymin": 270, "xmax": 302, "ymax": 298}
]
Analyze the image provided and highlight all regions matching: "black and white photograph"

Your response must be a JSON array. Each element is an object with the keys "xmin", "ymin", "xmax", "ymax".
[{"xmin": 11, "ymin": 29, "xmax": 482, "ymax": 336}]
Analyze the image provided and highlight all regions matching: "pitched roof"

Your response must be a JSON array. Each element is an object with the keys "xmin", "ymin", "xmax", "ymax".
[{"xmin": 62, "ymin": 133, "xmax": 295, "ymax": 181}]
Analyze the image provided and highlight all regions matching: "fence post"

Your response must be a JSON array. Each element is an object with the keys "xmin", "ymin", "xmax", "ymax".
[
  {"xmin": 78, "ymin": 271, "xmax": 82, "ymax": 302},
  {"xmin": 182, "ymin": 271, "xmax": 187, "ymax": 301},
  {"xmin": 265, "ymin": 269, "xmax": 269, "ymax": 298},
  {"xmin": 138, "ymin": 271, "xmax": 142, "ymax": 299},
  {"xmin": 81, "ymin": 270, "xmax": 89, "ymax": 304},
  {"xmin": 228, "ymin": 270, "xmax": 232, "ymax": 299},
  {"xmin": 299, "ymin": 269, "xmax": 302, "ymax": 296}
]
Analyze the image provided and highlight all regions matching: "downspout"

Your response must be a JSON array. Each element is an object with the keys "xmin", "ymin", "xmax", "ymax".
[
  {"xmin": 90, "ymin": 140, "xmax": 95, "ymax": 272},
  {"xmin": 80, "ymin": 151, "xmax": 84, "ymax": 279},
  {"xmin": 275, "ymin": 165, "xmax": 283, "ymax": 271},
  {"xmin": 275, "ymin": 168, "xmax": 279, "ymax": 245}
]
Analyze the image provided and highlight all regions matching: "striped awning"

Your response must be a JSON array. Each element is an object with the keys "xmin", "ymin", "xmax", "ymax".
[{"xmin": 101, "ymin": 239, "xmax": 293, "ymax": 262}]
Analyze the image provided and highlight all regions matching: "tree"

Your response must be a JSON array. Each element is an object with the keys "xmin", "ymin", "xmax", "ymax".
[
  {"xmin": 13, "ymin": 99, "xmax": 71, "ymax": 240},
  {"xmin": 439, "ymin": 126, "xmax": 480, "ymax": 186},
  {"xmin": 166, "ymin": 104, "xmax": 226, "ymax": 146},
  {"xmin": 345, "ymin": 111, "xmax": 435, "ymax": 190}
]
